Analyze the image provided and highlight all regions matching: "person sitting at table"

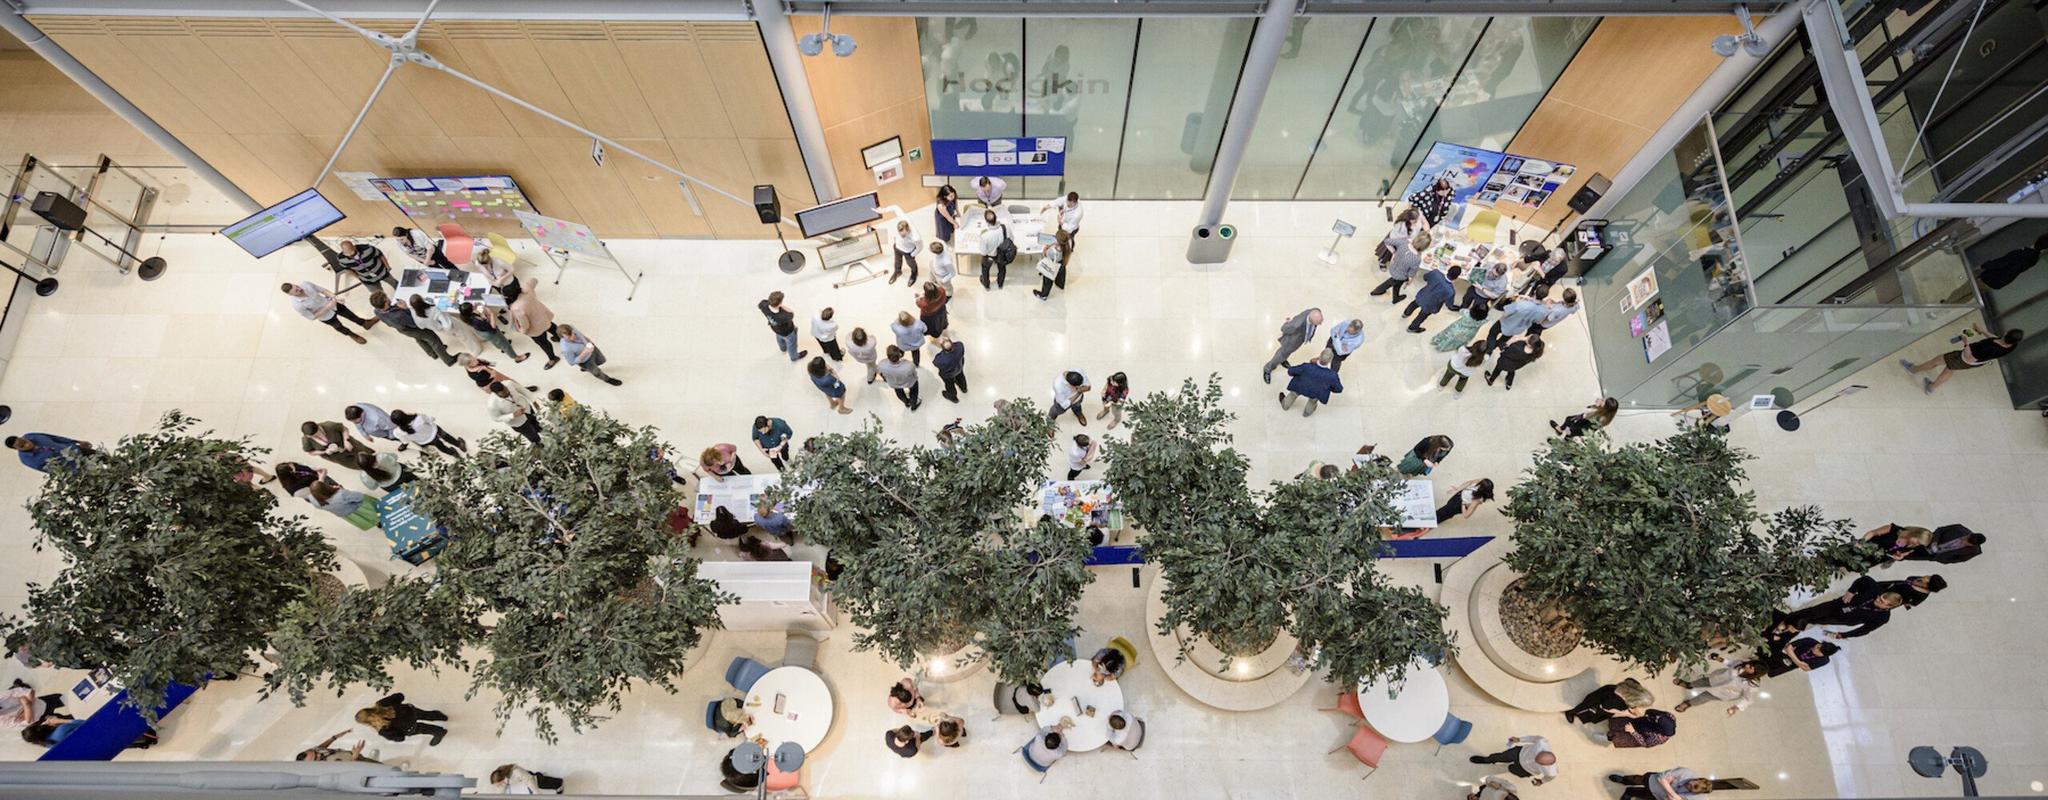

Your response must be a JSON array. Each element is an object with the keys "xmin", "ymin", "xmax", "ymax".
[
  {"xmin": 1107, "ymin": 710, "xmax": 1145, "ymax": 752},
  {"xmin": 708, "ymin": 506, "xmax": 748, "ymax": 541},
  {"xmin": 886, "ymin": 724, "xmax": 932, "ymax": 758},
  {"xmin": 1023, "ymin": 726, "xmax": 1068, "ymax": 771},
  {"xmin": 711, "ymin": 696, "xmax": 745, "ymax": 737},
  {"xmin": 718, "ymin": 748, "xmax": 760, "ymax": 793},
  {"xmin": 1090, "ymin": 646, "xmax": 1126, "ymax": 685},
  {"xmin": 886, "ymin": 678, "xmax": 923, "ymax": 715}
]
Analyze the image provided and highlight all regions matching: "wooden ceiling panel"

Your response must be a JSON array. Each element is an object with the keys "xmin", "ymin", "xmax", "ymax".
[
  {"xmin": 523, "ymin": 136, "xmax": 655, "ymax": 237},
  {"xmin": 610, "ymin": 139, "xmax": 717, "ymax": 238},
  {"xmin": 787, "ymin": 16, "xmax": 925, "ymax": 126},
  {"xmin": 529, "ymin": 37, "xmax": 664, "ymax": 141},
  {"xmin": 112, "ymin": 32, "xmax": 294, "ymax": 135},
  {"xmin": 39, "ymin": 32, "xmax": 224, "ymax": 136},
  {"xmin": 698, "ymin": 28, "xmax": 795, "ymax": 141},
  {"xmin": 669, "ymin": 137, "xmax": 773, "ymax": 237},
  {"xmin": 237, "ymin": 132, "xmax": 403, "ymax": 228},
  {"xmin": 739, "ymin": 137, "xmax": 816, "ymax": 209},
  {"xmin": 181, "ymin": 132, "xmax": 294, "ymax": 205},
  {"xmin": 443, "ymin": 34, "xmax": 585, "ymax": 140},
  {"xmin": 278, "ymin": 34, "xmax": 444, "ymax": 138},
  {"xmin": 1543, "ymin": 16, "xmax": 1737, "ymax": 133},
  {"xmin": 196, "ymin": 35, "xmax": 353, "ymax": 137},
  {"xmin": 395, "ymin": 35, "xmax": 518, "ymax": 138},
  {"xmin": 613, "ymin": 37, "xmax": 735, "ymax": 141}
]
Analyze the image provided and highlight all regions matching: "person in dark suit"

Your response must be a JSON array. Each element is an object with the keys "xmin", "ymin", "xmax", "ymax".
[
  {"xmin": 1278, "ymin": 351, "xmax": 1343, "ymax": 417},
  {"xmin": 1774, "ymin": 588, "xmax": 1904, "ymax": 641},
  {"xmin": 1904, "ymin": 524, "xmax": 1985, "ymax": 564},
  {"xmin": 1761, "ymin": 637, "xmax": 1838, "ymax": 678},
  {"xmin": 1404, "ymin": 265, "xmax": 1463, "ymax": 333},
  {"xmin": 354, "ymin": 693, "xmax": 447, "ymax": 745},
  {"xmin": 1262, "ymin": 307, "xmax": 1323, "ymax": 384}
]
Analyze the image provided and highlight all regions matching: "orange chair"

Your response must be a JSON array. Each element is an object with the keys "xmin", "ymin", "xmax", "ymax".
[
  {"xmin": 1328, "ymin": 724, "xmax": 1388, "ymax": 779},
  {"xmin": 1320, "ymin": 691, "xmax": 1365, "ymax": 720},
  {"xmin": 763, "ymin": 760, "xmax": 801, "ymax": 793},
  {"xmin": 436, "ymin": 223, "xmax": 474, "ymax": 265}
]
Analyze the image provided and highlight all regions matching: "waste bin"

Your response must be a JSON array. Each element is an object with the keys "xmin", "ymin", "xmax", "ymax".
[{"xmin": 1186, "ymin": 223, "xmax": 1236, "ymax": 264}]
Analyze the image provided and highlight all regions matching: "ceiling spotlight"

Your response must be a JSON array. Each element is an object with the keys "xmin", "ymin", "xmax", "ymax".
[
  {"xmin": 1712, "ymin": 4, "xmax": 1769, "ymax": 58},
  {"xmin": 799, "ymin": 5, "xmax": 856, "ymax": 57}
]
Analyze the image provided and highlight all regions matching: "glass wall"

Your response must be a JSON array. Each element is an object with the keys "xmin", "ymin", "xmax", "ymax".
[{"xmin": 915, "ymin": 15, "xmax": 1593, "ymax": 201}]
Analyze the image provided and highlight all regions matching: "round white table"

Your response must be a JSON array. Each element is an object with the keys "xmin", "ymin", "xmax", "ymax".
[
  {"xmin": 1356, "ymin": 661, "xmax": 1449, "ymax": 743},
  {"xmin": 1034, "ymin": 660, "xmax": 1125, "ymax": 752},
  {"xmin": 742, "ymin": 666, "xmax": 834, "ymax": 751}
]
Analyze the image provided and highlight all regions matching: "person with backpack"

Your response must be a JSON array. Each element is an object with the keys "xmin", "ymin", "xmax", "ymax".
[{"xmin": 977, "ymin": 209, "xmax": 1014, "ymax": 290}]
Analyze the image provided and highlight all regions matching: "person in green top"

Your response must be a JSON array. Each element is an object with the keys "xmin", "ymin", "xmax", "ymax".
[
  {"xmin": 1431, "ymin": 302, "xmax": 1492, "ymax": 352},
  {"xmin": 751, "ymin": 416, "xmax": 795, "ymax": 471}
]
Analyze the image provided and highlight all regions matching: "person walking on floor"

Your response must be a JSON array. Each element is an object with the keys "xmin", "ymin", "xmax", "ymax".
[
  {"xmin": 812, "ymin": 307, "xmax": 844, "ymax": 362},
  {"xmin": 1432, "ymin": 303, "xmax": 1490, "ymax": 352},
  {"xmin": 1469, "ymin": 774, "xmax": 1521, "ymax": 800},
  {"xmin": 1065, "ymin": 434, "xmax": 1098, "ymax": 480},
  {"xmin": 371, "ymin": 292, "xmax": 456, "ymax": 366},
  {"xmin": 879, "ymin": 346, "xmax": 922, "ymax": 411},
  {"xmin": 807, "ymin": 357, "xmax": 854, "ymax": 415},
  {"xmin": 282, "ymin": 281, "xmax": 375, "ymax": 344},
  {"xmin": 1489, "ymin": 295, "xmax": 1547, "ymax": 347},
  {"xmin": 978, "ymin": 209, "xmax": 1012, "ymax": 290},
  {"xmin": 489, "ymin": 382, "xmax": 542, "ymax": 446},
  {"xmin": 458, "ymin": 354, "xmax": 533, "ymax": 399},
  {"xmin": 1278, "ymin": 351, "xmax": 1343, "ymax": 417},
  {"xmin": 1903, "ymin": 328, "xmax": 2024, "ymax": 394},
  {"xmin": 392, "ymin": 226, "xmax": 457, "ymax": 270},
  {"xmin": 457, "ymin": 302, "xmax": 529, "ymax": 363},
  {"xmin": 1262, "ymin": 307, "xmax": 1324, "ymax": 384},
  {"xmin": 8, "ymin": 433, "xmax": 93, "ymax": 473},
  {"xmin": 1404, "ymin": 265, "xmax": 1463, "ymax": 333},
  {"xmin": 1672, "ymin": 661, "xmax": 1765, "ymax": 717},
  {"xmin": 890, "ymin": 220, "xmax": 922, "ymax": 284},
  {"xmin": 1398, "ymin": 435, "xmax": 1454, "ymax": 477},
  {"xmin": 891, "ymin": 312, "xmax": 928, "ymax": 367},
  {"xmin": 1440, "ymin": 340, "xmax": 1488, "ymax": 393},
  {"xmin": 849, "ymin": 328, "xmax": 880, "ymax": 384},
  {"xmin": 1470, "ymin": 735, "xmax": 1557, "ymax": 786},
  {"xmin": 757, "ymin": 291, "xmax": 808, "ymax": 363},
  {"xmin": 1607, "ymin": 768, "xmax": 1713, "ymax": 800},
  {"xmin": 1096, "ymin": 372, "xmax": 1129, "ymax": 428},
  {"xmin": 1485, "ymin": 332, "xmax": 1545, "ymax": 390},
  {"xmin": 1537, "ymin": 289, "xmax": 1582, "ymax": 334},
  {"xmin": 300, "ymin": 420, "xmax": 373, "ymax": 470},
  {"xmin": 930, "ymin": 240, "xmax": 957, "ymax": 294},
  {"xmin": 555, "ymin": 324, "xmax": 623, "ymax": 386},
  {"xmin": 751, "ymin": 416, "xmax": 794, "ymax": 470},
  {"xmin": 356, "ymin": 693, "xmax": 447, "ymax": 746},
  {"xmin": 345, "ymin": 403, "xmax": 404, "ymax": 451},
  {"xmin": 1553, "ymin": 397, "xmax": 1619, "ymax": 438},
  {"xmin": 1326, "ymin": 319, "xmax": 1366, "ymax": 373},
  {"xmin": 1371, "ymin": 230, "xmax": 1432, "ymax": 303},
  {"xmin": 1436, "ymin": 478, "xmax": 1494, "ymax": 525},
  {"xmin": 507, "ymin": 278, "xmax": 559, "ymax": 368},
  {"xmin": 1033, "ymin": 229, "xmax": 1073, "ymax": 300},
  {"xmin": 917, "ymin": 282, "xmax": 951, "ymax": 338},
  {"xmin": 932, "ymin": 335, "xmax": 968, "ymax": 403},
  {"xmin": 1771, "ymin": 589, "xmax": 1905, "ymax": 641},
  {"xmin": 390, "ymin": 409, "xmax": 466, "ymax": 457},
  {"xmin": 1042, "ymin": 191, "xmax": 1083, "ymax": 255},
  {"xmin": 1566, "ymin": 678, "xmax": 1654, "ymax": 724},
  {"xmin": 1050, "ymin": 370, "xmax": 1091, "ymax": 425},
  {"xmin": 335, "ymin": 240, "xmax": 396, "ymax": 291}
]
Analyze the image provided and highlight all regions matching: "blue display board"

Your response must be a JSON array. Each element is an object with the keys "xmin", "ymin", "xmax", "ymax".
[
  {"xmin": 1400, "ymin": 141, "xmax": 1509, "ymax": 205},
  {"xmin": 931, "ymin": 137, "xmax": 1067, "ymax": 177}
]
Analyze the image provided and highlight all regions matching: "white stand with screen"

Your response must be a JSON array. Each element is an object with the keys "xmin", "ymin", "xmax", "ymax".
[{"xmin": 820, "ymin": 228, "xmax": 883, "ymax": 288}]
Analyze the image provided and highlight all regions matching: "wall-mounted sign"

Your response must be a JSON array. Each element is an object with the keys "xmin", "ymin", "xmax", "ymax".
[
  {"xmin": 931, "ymin": 137, "xmax": 1067, "ymax": 177},
  {"xmin": 862, "ymin": 136, "xmax": 904, "ymax": 169}
]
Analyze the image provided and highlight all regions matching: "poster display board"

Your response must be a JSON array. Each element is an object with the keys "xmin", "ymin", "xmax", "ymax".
[
  {"xmin": 1474, "ymin": 154, "xmax": 1578, "ymax": 208},
  {"xmin": 1401, "ymin": 142, "xmax": 1508, "ymax": 205},
  {"xmin": 931, "ymin": 137, "xmax": 1067, "ymax": 177},
  {"xmin": 1400, "ymin": 141, "xmax": 1577, "ymax": 211},
  {"xmin": 515, "ymin": 210, "xmax": 607, "ymax": 260},
  {"xmin": 370, "ymin": 175, "xmax": 535, "ymax": 238}
]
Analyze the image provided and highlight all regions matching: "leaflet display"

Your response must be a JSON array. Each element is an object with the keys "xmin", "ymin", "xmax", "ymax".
[
  {"xmin": 1399, "ymin": 141, "xmax": 1577, "ymax": 211},
  {"xmin": 794, "ymin": 192, "xmax": 881, "ymax": 239},
  {"xmin": 219, "ymin": 188, "xmax": 346, "ymax": 259},
  {"xmin": 1474, "ymin": 154, "xmax": 1577, "ymax": 209},
  {"xmin": 931, "ymin": 137, "xmax": 1067, "ymax": 177},
  {"xmin": 1400, "ymin": 142, "xmax": 1508, "ymax": 205}
]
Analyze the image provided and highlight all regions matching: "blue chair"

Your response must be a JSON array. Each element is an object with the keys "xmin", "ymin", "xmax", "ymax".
[
  {"xmin": 725, "ymin": 656, "xmax": 772, "ymax": 693},
  {"xmin": 1018, "ymin": 742, "xmax": 1054, "ymax": 783},
  {"xmin": 1431, "ymin": 712, "xmax": 1473, "ymax": 754},
  {"xmin": 704, "ymin": 700, "xmax": 739, "ymax": 738}
]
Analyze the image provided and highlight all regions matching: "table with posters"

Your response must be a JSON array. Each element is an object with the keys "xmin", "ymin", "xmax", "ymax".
[
  {"xmin": 953, "ymin": 207, "xmax": 1049, "ymax": 259},
  {"xmin": 696, "ymin": 474, "xmax": 782, "ymax": 524},
  {"xmin": 1038, "ymin": 480, "xmax": 1123, "ymax": 532}
]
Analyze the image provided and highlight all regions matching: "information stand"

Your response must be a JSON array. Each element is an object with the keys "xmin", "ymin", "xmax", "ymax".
[{"xmin": 515, "ymin": 210, "xmax": 643, "ymax": 300}]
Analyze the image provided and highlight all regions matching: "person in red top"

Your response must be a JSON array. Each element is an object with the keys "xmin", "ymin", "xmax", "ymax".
[{"xmin": 915, "ymin": 282, "xmax": 950, "ymax": 338}]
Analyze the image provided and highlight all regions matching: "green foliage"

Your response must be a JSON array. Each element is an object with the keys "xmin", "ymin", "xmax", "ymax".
[
  {"xmin": 273, "ymin": 406, "xmax": 730, "ymax": 743},
  {"xmin": 1503, "ymin": 424, "xmax": 1867, "ymax": 672},
  {"xmin": 770, "ymin": 404, "xmax": 1093, "ymax": 687},
  {"xmin": 2, "ymin": 412, "xmax": 336, "ymax": 722},
  {"xmin": 263, "ymin": 577, "xmax": 472, "ymax": 706},
  {"xmin": 1104, "ymin": 377, "xmax": 1455, "ymax": 686}
]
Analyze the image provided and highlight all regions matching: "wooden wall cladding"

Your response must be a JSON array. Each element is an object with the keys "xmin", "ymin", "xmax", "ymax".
[
  {"xmin": 1500, "ymin": 15, "xmax": 1741, "ymax": 232},
  {"xmin": 26, "ymin": 15, "xmax": 810, "ymax": 238},
  {"xmin": 786, "ymin": 15, "xmax": 935, "ymax": 213}
]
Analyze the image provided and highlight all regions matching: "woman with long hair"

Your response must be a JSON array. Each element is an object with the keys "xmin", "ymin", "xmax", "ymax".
[
  {"xmin": 1485, "ymin": 332, "xmax": 1546, "ymax": 390},
  {"xmin": 933, "ymin": 184, "xmax": 960, "ymax": 244},
  {"xmin": 355, "ymin": 693, "xmax": 447, "ymax": 745},
  {"xmin": 457, "ymin": 302, "xmax": 529, "ymax": 363},
  {"xmin": 390, "ymin": 409, "xmax": 467, "ymax": 458},
  {"xmin": 1553, "ymin": 397, "xmax": 1620, "ymax": 438},
  {"xmin": 1095, "ymin": 372, "xmax": 1130, "ymax": 428},
  {"xmin": 1435, "ymin": 478, "xmax": 1495, "ymax": 525}
]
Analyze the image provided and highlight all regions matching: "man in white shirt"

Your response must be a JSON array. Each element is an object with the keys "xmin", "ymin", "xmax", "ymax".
[
  {"xmin": 487, "ymin": 382, "xmax": 541, "ymax": 445},
  {"xmin": 891, "ymin": 220, "xmax": 922, "ymax": 284},
  {"xmin": 1065, "ymin": 434, "xmax": 1096, "ymax": 480},
  {"xmin": 1041, "ymin": 191, "xmax": 1083, "ymax": 254},
  {"xmin": 281, "ymin": 281, "xmax": 375, "ymax": 344},
  {"xmin": 812, "ymin": 307, "xmax": 844, "ymax": 361},
  {"xmin": 928, "ymin": 241, "xmax": 956, "ymax": 293},
  {"xmin": 1470, "ymin": 735, "xmax": 1557, "ymax": 785},
  {"xmin": 975, "ymin": 176, "xmax": 1007, "ymax": 208},
  {"xmin": 977, "ymin": 209, "xmax": 1009, "ymax": 289},
  {"xmin": 1050, "ymin": 370, "xmax": 1091, "ymax": 425}
]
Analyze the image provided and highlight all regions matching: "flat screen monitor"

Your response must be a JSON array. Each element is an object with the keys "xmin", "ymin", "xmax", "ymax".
[
  {"xmin": 218, "ymin": 188, "xmax": 346, "ymax": 259},
  {"xmin": 795, "ymin": 192, "xmax": 881, "ymax": 239}
]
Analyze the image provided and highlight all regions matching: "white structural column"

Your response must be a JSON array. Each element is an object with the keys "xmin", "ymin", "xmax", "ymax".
[
  {"xmin": 0, "ymin": 10, "xmax": 261, "ymax": 213},
  {"xmin": 752, "ymin": 0, "xmax": 841, "ymax": 205},
  {"xmin": 1192, "ymin": 0, "xmax": 1295, "ymax": 231},
  {"xmin": 1583, "ymin": 9, "xmax": 1801, "ymax": 222}
]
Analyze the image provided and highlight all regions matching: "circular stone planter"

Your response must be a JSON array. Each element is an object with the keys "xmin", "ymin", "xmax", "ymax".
[
  {"xmin": 1470, "ymin": 564, "xmax": 1602, "ymax": 684},
  {"xmin": 1442, "ymin": 538, "xmax": 1632, "ymax": 712},
  {"xmin": 1140, "ymin": 567, "xmax": 1313, "ymax": 711}
]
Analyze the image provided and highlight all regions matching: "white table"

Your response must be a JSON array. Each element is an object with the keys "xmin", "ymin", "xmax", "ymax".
[
  {"xmin": 1397, "ymin": 479, "xmax": 1437, "ymax": 529},
  {"xmin": 953, "ymin": 213, "xmax": 1049, "ymax": 258},
  {"xmin": 1034, "ymin": 660, "xmax": 1125, "ymax": 752},
  {"xmin": 696, "ymin": 474, "xmax": 782, "ymax": 523},
  {"xmin": 1356, "ymin": 661, "xmax": 1449, "ymax": 743},
  {"xmin": 742, "ymin": 666, "xmax": 833, "ymax": 751}
]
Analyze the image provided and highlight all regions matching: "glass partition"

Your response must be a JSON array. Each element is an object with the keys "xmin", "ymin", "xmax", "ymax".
[
  {"xmin": 1112, "ymin": 18, "xmax": 1254, "ymax": 199},
  {"xmin": 1232, "ymin": 17, "xmax": 1374, "ymax": 199},
  {"xmin": 1296, "ymin": 16, "xmax": 1486, "ymax": 199},
  {"xmin": 1387, "ymin": 16, "xmax": 1596, "ymax": 192},
  {"xmin": 1021, "ymin": 19, "xmax": 1138, "ymax": 199}
]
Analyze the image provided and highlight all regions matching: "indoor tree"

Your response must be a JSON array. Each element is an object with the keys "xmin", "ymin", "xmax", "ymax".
[
  {"xmin": 268, "ymin": 406, "xmax": 730, "ymax": 742},
  {"xmin": 1104, "ymin": 377, "xmax": 1455, "ymax": 686},
  {"xmin": 768, "ymin": 403, "xmax": 1093, "ymax": 687},
  {"xmin": 1503, "ymin": 423, "xmax": 1870, "ymax": 672},
  {"xmin": 2, "ymin": 411, "xmax": 336, "ymax": 722}
]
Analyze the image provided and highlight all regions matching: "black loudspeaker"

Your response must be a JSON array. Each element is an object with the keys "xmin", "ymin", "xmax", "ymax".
[
  {"xmin": 753, "ymin": 185, "xmax": 780, "ymax": 224},
  {"xmin": 1567, "ymin": 173, "xmax": 1611, "ymax": 215},
  {"xmin": 31, "ymin": 192, "xmax": 87, "ymax": 232}
]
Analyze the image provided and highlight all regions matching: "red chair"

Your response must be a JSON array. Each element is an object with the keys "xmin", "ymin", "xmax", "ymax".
[
  {"xmin": 436, "ymin": 223, "xmax": 474, "ymax": 265},
  {"xmin": 763, "ymin": 760, "xmax": 801, "ymax": 793},
  {"xmin": 1328, "ymin": 724, "xmax": 1388, "ymax": 779},
  {"xmin": 1320, "ymin": 691, "xmax": 1364, "ymax": 720}
]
